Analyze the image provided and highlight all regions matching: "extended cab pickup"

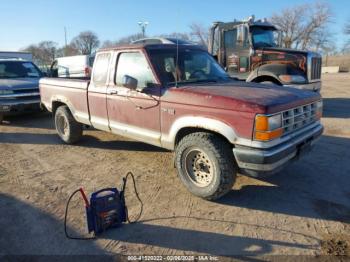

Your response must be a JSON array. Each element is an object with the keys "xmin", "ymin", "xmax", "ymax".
[{"xmin": 40, "ymin": 43, "xmax": 323, "ymax": 200}]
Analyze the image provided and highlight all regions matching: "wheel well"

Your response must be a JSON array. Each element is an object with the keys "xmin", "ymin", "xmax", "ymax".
[
  {"xmin": 175, "ymin": 127, "xmax": 232, "ymax": 148},
  {"xmin": 252, "ymin": 75, "xmax": 282, "ymax": 85},
  {"xmin": 52, "ymin": 101, "xmax": 67, "ymax": 115}
]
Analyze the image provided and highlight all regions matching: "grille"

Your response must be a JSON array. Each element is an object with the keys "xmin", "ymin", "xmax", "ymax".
[
  {"xmin": 282, "ymin": 102, "xmax": 317, "ymax": 134},
  {"xmin": 310, "ymin": 57, "xmax": 322, "ymax": 80},
  {"xmin": 0, "ymin": 88, "xmax": 40, "ymax": 100}
]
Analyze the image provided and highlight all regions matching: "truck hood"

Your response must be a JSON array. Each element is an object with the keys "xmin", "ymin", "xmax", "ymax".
[
  {"xmin": 257, "ymin": 47, "xmax": 308, "ymax": 56},
  {"xmin": 164, "ymin": 81, "xmax": 321, "ymax": 114},
  {"xmin": 0, "ymin": 78, "xmax": 40, "ymax": 90}
]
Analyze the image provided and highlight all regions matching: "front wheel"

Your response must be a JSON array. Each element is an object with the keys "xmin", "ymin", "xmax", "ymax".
[
  {"xmin": 54, "ymin": 105, "xmax": 83, "ymax": 144},
  {"xmin": 175, "ymin": 132, "xmax": 237, "ymax": 200}
]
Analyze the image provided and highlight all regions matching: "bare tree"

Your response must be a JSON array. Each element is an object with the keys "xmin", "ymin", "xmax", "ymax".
[
  {"xmin": 158, "ymin": 32, "xmax": 192, "ymax": 41},
  {"xmin": 102, "ymin": 32, "xmax": 193, "ymax": 48},
  {"xmin": 71, "ymin": 31, "xmax": 100, "ymax": 55},
  {"xmin": 189, "ymin": 23, "xmax": 209, "ymax": 47},
  {"xmin": 345, "ymin": 19, "xmax": 350, "ymax": 35},
  {"xmin": 22, "ymin": 41, "xmax": 58, "ymax": 68},
  {"xmin": 271, "ymin": 2, "xmax": 332, "ymax": 50},
  {"xmin": 101, "ymin": 40, "xmax": 116, "ymax": 48},
  {"xmin": 102, "ymin": 33, "xmax": 144, "ymax": 48},
  {"xmin": 56, "ymin": 44, "xmax": 80, "ymax": 57},
  {"xmin": 115, "ymin": 32, "xmax": 144, "ymax": 45}
]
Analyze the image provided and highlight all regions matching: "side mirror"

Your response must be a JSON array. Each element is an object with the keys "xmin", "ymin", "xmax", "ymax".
[{"xmin": 122, "ymin": 75, "xmax": 138, "ymax": 90}]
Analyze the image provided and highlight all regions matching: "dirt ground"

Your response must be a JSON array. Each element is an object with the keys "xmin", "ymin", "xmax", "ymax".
[{"xmin": 0, "ymin": 73, "xmax": 349, "ymax": 259}]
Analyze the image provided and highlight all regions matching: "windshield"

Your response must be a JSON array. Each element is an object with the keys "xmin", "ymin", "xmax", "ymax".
[
  {"xmin": 148, "ymin": 48, "xmax": 230, "ymax": 85},
  {"xmin": 251, "ymin": 27, "xmax": 278, "ymax": 48},
  {"xmin": 0, "ymin": 61, "xmax": 41, "ymax": 79}
]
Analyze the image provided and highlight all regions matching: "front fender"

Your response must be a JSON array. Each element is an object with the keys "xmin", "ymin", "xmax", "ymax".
[
  {"xmin": 161, "ymin": 116, "xmax": 238, "ymax": 150},
  {"xmin": 247, "ymin": 64, "xmax": 305, "ymax": 84}
]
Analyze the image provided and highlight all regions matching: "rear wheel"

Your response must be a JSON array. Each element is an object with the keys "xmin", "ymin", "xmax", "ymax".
[
  {"xmin": 0, "ymin": 114, "xmax": 3, "ymax": 124},
  {"xmin": 54, "ymin": 105, "xmax": 82, "ymax": 144},
  {"xmin": 175, "ymin": 132, "xmax": 236, "ymax": 200}
]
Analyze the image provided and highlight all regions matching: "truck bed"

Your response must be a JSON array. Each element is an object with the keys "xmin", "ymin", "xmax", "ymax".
[{"xmin": 39, "ymin": 77, "xmax": 91, "ymax": 125}]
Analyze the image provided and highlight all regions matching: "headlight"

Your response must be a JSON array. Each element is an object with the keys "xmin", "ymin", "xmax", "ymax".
[
  {"xmin": 316, "ymin": 100, "xmax": 323, "ymax": 119},
  {"xmin": 254, "ymin": 113, "xmax": 283, "ymax": 141},
  {"xmin": 0, "ymin": 90, "xmax": 13, "ymax": 95},
  {"xmin": 279, "ymin": 75, "xmax": 306, "ymax": 84}
]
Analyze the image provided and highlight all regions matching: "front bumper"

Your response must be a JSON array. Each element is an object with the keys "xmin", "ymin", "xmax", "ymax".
[
  {"xmin": 0, "ymin": 98, "xmax": 41, "ymax": 115},
  {"xmin": 233, "ymin": 123, "xmax": 323, "ymax": 177},
  {"xmin": 285, "ymin": 81, "xmax": 321, "ymax": 92}
]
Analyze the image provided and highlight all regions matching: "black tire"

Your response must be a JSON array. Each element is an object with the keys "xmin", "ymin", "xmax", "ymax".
[
  {"xmin": 175, "ymin": 132, "xmax": 236, "ymax": 200},
  {"xmin": 0, "ymin": 114, "xmax": 3, "ymax": 124},
  {"xmin": 54, "ymin": 105, "xmax": 83, "ymax": 144}
]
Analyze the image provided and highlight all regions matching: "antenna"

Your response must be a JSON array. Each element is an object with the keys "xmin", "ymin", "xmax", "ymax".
[
  {"xmin": 175, "ymin": 10, "xmax": 179, "ymax": 88},
  {"xmin": 64, "ymin": 26, "xmax": 68, "ymax": 56}
]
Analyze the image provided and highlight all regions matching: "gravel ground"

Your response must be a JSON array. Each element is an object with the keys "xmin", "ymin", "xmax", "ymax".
[{"xmin": 0, "ymin": 73, "xmax": 349, "ymax": 259}]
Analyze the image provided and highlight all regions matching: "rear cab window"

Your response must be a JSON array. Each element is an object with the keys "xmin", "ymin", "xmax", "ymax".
[{"xmin": 92, "ymin": 53, "xmax": 111, "ymax": 86}]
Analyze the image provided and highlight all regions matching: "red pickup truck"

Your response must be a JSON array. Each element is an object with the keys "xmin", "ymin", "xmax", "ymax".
[{"xmin": 40, "ymin": 43, "xmax": 323, "ymax": 200}]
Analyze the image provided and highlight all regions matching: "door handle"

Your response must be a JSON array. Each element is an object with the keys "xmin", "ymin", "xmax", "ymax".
[{"xmin": 107, "ymin": 89, "xmax": 118, "ymax": 95}]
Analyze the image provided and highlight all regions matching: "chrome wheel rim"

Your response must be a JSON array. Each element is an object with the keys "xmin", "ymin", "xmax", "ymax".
[{"xmin": 184, "ymin": 148, "xmax": 214, "ymax": 187}]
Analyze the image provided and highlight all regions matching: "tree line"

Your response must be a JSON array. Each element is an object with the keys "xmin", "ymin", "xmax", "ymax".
[{"xmin": 22, "ymin": 1, "xmax": 350, "ymax": 69}]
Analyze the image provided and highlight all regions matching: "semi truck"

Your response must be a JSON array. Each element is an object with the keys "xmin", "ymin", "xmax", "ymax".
[
  {"xmin": 40, "ymin": 43, "xmax": 323, "ymax": 200},
  {"xmin": 208, "ymin": 16, "xmax": 322, "ymax": 92}
]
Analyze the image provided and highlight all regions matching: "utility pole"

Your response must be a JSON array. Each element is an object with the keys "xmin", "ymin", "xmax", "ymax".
[
  {"xmin": 138, "ymin": 21, "xmax": 149, "ymax": 38},
  {"xmin": 64, "ymin": 26, "xmax": 68, "ymax": 56}
]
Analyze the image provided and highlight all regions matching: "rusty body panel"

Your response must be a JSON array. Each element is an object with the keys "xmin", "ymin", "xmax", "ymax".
[
  {"xmin": 40, "ymin": 78, "xmax": 90, "ymax": 125},
  {"xmin": 251, "ymin": 48, "xmax": 307, "ymax": 73},
  {"xmin": 160, "ymin": 81, "xmax": 320, "ymax": 140},
  {"xmin": 88, "ymin": 86, "xmax": 109, "ymax": 131},
  {"xmin": 107, "ymin": 87, "xmax": 161, "ymax": 132}
]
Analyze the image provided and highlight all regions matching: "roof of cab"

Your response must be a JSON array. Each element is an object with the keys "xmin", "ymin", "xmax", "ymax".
[{"xmin": 98, "ymin": 43, "xmax": 205, "ymax": 53}]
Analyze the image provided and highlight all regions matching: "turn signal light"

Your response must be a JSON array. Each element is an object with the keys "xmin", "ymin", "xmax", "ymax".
[
  {"xmin": 254, "ymin": 129, "xmax": 283, "ymax": 141},
  {"xmin": 255, "ymin": 115, "xmax": 269, "ymax": 131},
  {"xmin": 254, "ymin": 113, "xmax": 283, "ymax": 141}
]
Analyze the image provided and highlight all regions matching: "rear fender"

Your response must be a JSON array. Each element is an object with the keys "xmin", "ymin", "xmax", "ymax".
[{"xmin": 51, "ymin": 95, "xmax": 90, "ymax": 125}]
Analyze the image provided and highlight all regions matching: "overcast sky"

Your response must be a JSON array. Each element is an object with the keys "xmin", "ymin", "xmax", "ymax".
[{"xmin": 1, "ymin": 0, "xmax": 348, "ymax": 51}]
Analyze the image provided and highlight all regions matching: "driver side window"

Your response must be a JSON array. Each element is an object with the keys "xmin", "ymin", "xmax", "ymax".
[
  {"xmin": 115, "ymin": 52, "xmax": 156, "ymax": 88},
  {"xmin": 224, "ymin": 29, "xmax": 237, "ymax": 49}
]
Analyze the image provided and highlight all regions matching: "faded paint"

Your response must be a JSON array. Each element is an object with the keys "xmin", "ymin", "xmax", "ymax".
[
  {"xmin": 251, "ymin": 48, "xmax": 307, "ymax": 73},
  {"xmin": 40, "ymin": 44, "xmax": 321, "ymax": 150}
]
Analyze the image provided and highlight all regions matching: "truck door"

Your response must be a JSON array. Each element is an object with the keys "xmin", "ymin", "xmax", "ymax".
[
  {"xmin": 88, "ymin": 52, "xmax": 111, "ymax": 132},
  {"xmin": 223, "ymin": 25, "xmax": 250, "ymax": 79},
  {"xmin": 106, "ymin": 51, "xmax": 161, "ymax": 147}
]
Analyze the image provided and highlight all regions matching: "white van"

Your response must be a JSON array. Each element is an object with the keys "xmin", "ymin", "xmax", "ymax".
[{"xmin": 51, "ymin": 55, "xmax": 95, "ymax": 78}]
